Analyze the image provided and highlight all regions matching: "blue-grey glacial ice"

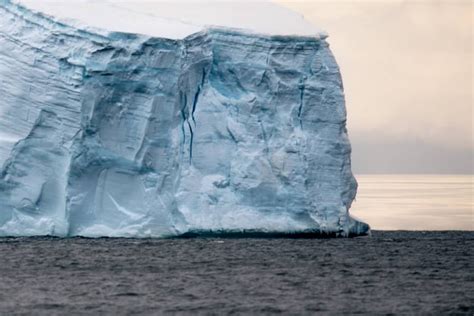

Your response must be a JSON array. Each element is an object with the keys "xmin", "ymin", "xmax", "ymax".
[{"xmin": 0, "ymin": 0, "xmax": 369, "ymax": 237}]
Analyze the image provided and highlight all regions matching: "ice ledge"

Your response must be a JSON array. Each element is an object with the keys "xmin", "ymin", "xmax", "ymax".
[
  {"xmin": 5, "ymin": 0, "xmax": 328, "ymax": 49},
  {"xmin": 15, "ymin": 0, "xmax": 325, "ymax": 40}
]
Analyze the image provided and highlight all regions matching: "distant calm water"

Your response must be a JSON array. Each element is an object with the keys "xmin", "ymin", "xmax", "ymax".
[{"xmin": 351, "ymin": 174, "xmax": 473, "ymax": 231}]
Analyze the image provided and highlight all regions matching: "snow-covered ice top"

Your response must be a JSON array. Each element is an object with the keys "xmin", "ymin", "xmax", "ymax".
[{"xmin": 17, "ymin": 0, "xmax": 323, "ymax": 39}]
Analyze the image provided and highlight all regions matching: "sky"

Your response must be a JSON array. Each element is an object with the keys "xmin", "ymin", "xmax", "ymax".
[{"xmin": 277, "ymin": 0, "xmax": 473, "ymax": 174}]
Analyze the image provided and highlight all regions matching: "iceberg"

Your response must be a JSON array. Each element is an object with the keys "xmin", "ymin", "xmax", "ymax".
[{"xmin": 0, "ymin": 0, "xmax": 369, "ymax": 237}]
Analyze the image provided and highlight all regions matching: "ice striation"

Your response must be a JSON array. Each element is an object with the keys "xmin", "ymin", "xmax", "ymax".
[{"xmin": 0, "ymin": 1, "xmax": 369, "ymax": 237}]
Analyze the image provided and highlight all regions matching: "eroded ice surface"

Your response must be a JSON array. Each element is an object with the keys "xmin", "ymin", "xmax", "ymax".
[{"xmin": 0, "ymin": 0, "xmax": 369, "ymax": 237}]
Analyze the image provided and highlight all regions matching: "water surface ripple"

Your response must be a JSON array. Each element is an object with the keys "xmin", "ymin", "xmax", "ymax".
[{"xmin": 0, "ymin": 231, "xmax": 472, "ymax": 314}]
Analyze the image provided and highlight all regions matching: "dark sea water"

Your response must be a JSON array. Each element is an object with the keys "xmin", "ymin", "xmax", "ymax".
[{"xmin": 0, "ymin": 231, "xmax": 473, "ymax": 315}]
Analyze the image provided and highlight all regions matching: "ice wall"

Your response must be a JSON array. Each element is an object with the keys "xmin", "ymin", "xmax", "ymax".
[{"xmin": 0, "ymin": 1, "xmax": 369, "ymax": 237}]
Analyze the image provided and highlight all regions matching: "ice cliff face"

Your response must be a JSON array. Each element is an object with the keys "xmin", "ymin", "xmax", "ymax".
[{"xmin": 0, "ymin": 1, "xmax": 369, "ymax": 237}]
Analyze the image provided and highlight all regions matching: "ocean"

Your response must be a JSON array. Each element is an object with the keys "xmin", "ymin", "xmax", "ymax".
[
  {"xmin": 351, "ymin": 174, "xmax": 473, "ymax": 231},
  {"xmin": 0, "ymin": 175, "xmax": 472, "ymax": 315}
]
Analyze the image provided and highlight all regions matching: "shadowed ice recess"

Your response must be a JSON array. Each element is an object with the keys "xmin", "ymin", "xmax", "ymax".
[{"xmin": 0, "ymin": 0, "xmax": 369, "ymax": 237}]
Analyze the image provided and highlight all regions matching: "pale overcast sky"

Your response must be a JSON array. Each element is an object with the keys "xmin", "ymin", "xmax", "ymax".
[{"xmin": 278, "ymin": 0, "xmax": 473, "ymax": 174}]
